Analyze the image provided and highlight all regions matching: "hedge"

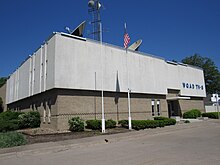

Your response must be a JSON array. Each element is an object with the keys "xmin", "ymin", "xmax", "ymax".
[
  {"xmin": 202, "ymin": 112, "xmax": 219, "ymax": 119},
  {"xmin": 119, "ymin": 117, "xmax": 176, "ymax": 130},
  {"xmin": 86, "ymin": 119, "xmax": 116, "ymax": 130},
  {"xmin": 183, "ymin": 109, "xmax": 201, "ymax": 119},
  {"xmin": 0, "ymin": 111, "xmax": 23, "ymax": 132},
  {"xmin": 0, "ymin": 119, "xmax": 19, "ymax": 132},
  {"xmin": 154, "ymin": 117, "xmax": 176, "ymax": 126},
  {"xmin": 0, "ymin": 111, "xmax": 41, "ymax": 132},
  {"xmin": 0, "ymin": 111, "xmax": 23, "ymax": 121},
  {"xmin": 0, "ymin": 132, "xmax": 27, "ymax": 148}
]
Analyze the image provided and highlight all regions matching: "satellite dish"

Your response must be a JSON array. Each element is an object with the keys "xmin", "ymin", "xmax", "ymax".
[
  {"xmin": 128, "ymin": 39, "xmax": 142, "ymax": 51},
  {"xmin": 88, "ymin": 0, "xmax": 95, "ymax": 7},
  {"xmin": 65, "ymin": 21, "xmax": 86, "ymax": 37},
  {"xmin": 71, "ymin": 21, "xmax": 86, "ymax": 37}
]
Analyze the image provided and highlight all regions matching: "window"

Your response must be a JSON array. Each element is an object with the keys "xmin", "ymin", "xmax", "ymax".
[
  {"xmin": 151, "ymin": 99, "xmax": 155, "ymax": 116},
  {"xmin": 157, "ymin": 100, "xmax": 160, "ymax": 116}
]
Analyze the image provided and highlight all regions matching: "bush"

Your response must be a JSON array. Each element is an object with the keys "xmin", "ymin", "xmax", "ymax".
[
  {"xmin": 202, "ymin": 112, "xmax": 219, "ymax": 119},
  {"xmin": 0, "ymin": 111, "xmax": 22, "ymax": 132},
  {"xmin": 86, "ymin": 119, "xmax": 117, "ymax": 130},
  {"xmin": 68, "ymin": 117, "xmax": 84, "ymax": 132},
  {"xmin": 106, "ymin": 119, "xmax": 116, "ymax": 129},
  {"xmin": 0, "ymin": 111, "xmax": 23, "ymax": 121},
  {"xmin": 183, "ymin": 109, "xmax": 201, "ymax": 119},
  {"xmin": 0, "ymin": 132, "xmax": 27, "ymax": 148},
  {"xmin": 132, "ymin": 120, "xmax": 166, "ymax": 130},
  {"xmin": 154, "ymin": 117, "xmax": 176, "ymax": 126},
  {"xmin": 119, "ymin": 117, "xmax": 176, "ymax": 130},
  {"xmin": 18, "ymin": 111, "xmax": 41, "ymax": 129},
  {"xmin": 0, "ymin": 111, "xmax": 40, "ymax": 132},
  {"xmin": 86, "ymin": 120, "xmax": 101, "ymax": 130},
  {"xmin": 118, "ymin": 120, "xmax": 128, "ymax": 128},
  {"xmin": 0, "ymin": 119, "xmax": 19, "ymax": 132}
]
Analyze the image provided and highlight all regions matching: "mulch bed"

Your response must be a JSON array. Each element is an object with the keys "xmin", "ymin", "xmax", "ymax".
[{"xmin": 20, "ymin": 127, "xmax": 130, "ymax": 144}]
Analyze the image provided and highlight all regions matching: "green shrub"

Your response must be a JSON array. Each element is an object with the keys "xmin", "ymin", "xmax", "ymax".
[
  {"xmin": 0, "ymin": 111, "xmax": 23, "ymax": 121},
  {"xmin": 0, "ymin": 132, "xmax": 27, "ymax": 148},
  {"xmin": 105, "ymin": 119, "xmax": 116, "ymax": 129},
  {"xmin": 18, "ymin": 111, "xmax": 41, "ymax": 129},
  {"xmin": 86, "ymin": 119, "xmax": 117, "ymax": 130},
  {"xmin": 154, "ymin": 117, "xmax": 176, "ymax": 126},
  {"xmin": 118, "ymin": 120, "xmax": 128, "ymax": 128},
  {"xmin": 0, "ymin": 111, "xmax": 22, "ymax": 132},
  {"xmin": 0, "ymin": 119, "xmax": 19, "ymax": 132},
  {"xmin": 86, "ymin": 120, "xmax": 101, "ymax": 130},
  {"xmin": 0, "ymin": 111, "xmax": 40, "ymax": 132},
  {"xmin": 119, "ymin": 117, "xmax": 176, "ymax": 130},
  {"xmin": 68, "ymin": 117, "xmax": 84, "ymax": 132},
  {"xmin": 131, "ymin": 120, "xmax": 164, "ymax": 130},
  {"xmin": 202, "ymin": 112, "xmax": 219, "ymax": 119},
  {"xmin": 183, "ymin": 109, "xmax": 201, "ymax": 119}
]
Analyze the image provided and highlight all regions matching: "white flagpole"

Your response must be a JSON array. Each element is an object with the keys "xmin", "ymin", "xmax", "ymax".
[
  {"xmin": 101, "ymin": 23, "xmax": 105, "ymax": 133},
  {"xmin": 124, "ymin": 22, "xmax": 132, "ymax": 130}
]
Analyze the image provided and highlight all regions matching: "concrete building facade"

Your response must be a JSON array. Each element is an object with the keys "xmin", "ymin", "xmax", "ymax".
[{"xmin": 6, "ymin": 33, "xmax": 206, "ymax": 131}]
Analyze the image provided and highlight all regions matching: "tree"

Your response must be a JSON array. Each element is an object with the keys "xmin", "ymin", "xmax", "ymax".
[
  {"xmin": 0, "ymin": 77, "xmax": 7, "ymax": 88},
  {"xmin": 182, "ymin": 54, "xmax": 220, "ymax": 94}
]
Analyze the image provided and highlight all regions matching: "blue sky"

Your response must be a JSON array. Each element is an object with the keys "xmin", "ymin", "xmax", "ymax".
[{"xmin": 0, "ymin": 0, "xmax": 220, "ymax": 77}]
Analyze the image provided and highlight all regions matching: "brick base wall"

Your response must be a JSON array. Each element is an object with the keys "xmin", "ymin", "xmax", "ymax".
[{"xmin": 7, "ymin": 88, "xmax": 205, "ymax": 131}]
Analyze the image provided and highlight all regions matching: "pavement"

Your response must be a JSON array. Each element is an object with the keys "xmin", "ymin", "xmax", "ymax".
[{"xmin": 0, "ymin": 119, "xmax": 220, "ymax": 165}]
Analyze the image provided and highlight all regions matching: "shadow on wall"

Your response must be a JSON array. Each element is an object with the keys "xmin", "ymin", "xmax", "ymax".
[{"xmin": 114, "ymin": 71, "xmax": 120, "ymax": 104}]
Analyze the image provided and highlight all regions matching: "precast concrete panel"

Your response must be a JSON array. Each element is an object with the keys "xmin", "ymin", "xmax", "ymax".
[
  {"xmin": 166, "ymin": 63, "xmax": 180, "ymax": 90},
  {"xmin": 54, "ymin": 35, "xmax": 102, "ymax": 90},
  {"xmin": 128, "ymin": 52, "xmax": 167, "ymax": 94},
  {"xmin": 7, "ymin": 73, "xmax": 15, "ymax": 104},
  {"xmin": 33, "ymin": 49, "xmax": 41, "ymax": 95},
  {"xmin": 46, "ymin": 37, "xmax": 55, "ymax": 90},
  {"xmin": 41, "ymin": 45, "xmax": 46, "ymax": 92},
  {"xmin": 18, "ymin": 58, "xmax": 31, "ymax": 100}
]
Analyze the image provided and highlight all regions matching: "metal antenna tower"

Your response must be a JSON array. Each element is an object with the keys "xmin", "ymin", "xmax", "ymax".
[{"xmin": 88, "ymin": 0, "xmax": 102, "ymax": 41}]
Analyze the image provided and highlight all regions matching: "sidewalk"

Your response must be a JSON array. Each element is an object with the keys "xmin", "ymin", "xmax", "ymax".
[{"xmin": 0, "ymin": 120, "xmax": 211, "ymax": 157}]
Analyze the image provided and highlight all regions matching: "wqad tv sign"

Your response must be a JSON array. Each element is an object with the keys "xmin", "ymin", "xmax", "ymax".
[{"xmin": 182, "ymin": 82, "xmax": 204, "ymax": 90}]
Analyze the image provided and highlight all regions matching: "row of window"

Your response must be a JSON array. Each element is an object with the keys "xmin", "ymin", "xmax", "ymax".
[{"xmin": 151, "ymin": 99, "xmax": 160, "ymax": 116}]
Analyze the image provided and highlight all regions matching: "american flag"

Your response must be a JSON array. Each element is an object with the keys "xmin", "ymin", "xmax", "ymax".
[{"xmin": 124, "ymin": 33, "xmax": 130, "ymax": 49}]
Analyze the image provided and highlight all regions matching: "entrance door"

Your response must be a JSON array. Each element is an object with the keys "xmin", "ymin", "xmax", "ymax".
[
  {"xmin": 168, "ymin": 101, "xmax": 174, "ymax": 117},
  {"xmin": 167, "ymin": 101, "xmax": 181, "ymax": 117}
]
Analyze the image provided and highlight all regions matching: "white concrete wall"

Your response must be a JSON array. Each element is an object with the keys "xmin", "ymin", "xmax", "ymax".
[
  {"xmin": 6, "ymin": 34, "xmax": 56, "ymax": 104},
  {"xmin": 6, "ymin": 33, "xmax": 206, "ymax": 104},
  {"xmin": 205, "ymin": 105, "xmax": 218, "ymax": 113},
  {"xmin": 166, "ymin": 63, "xmax": 206, "ymax": 97},
  {"xmin": 54, "ymin": 33, "xmax": 206, "ymax": 97}
]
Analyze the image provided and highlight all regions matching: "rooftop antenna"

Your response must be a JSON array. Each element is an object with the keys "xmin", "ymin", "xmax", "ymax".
[{"xmin": 88, "ymin": 0, "xmax": 102, "ymax": 41}]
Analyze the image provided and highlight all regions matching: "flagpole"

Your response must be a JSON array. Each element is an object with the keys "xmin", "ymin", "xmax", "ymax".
[
  {"xmin": 101, "ymin": 22, "xmax": 105, "ymax": 133},
  {"xmin": 124, "ymin": 22, "xmax": 132, "ymax": 130}
]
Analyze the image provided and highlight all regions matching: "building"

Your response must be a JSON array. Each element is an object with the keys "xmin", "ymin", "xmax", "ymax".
[{"xmin": 6, "ymin": 32, "xmax": 206, "ymax": 131}]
